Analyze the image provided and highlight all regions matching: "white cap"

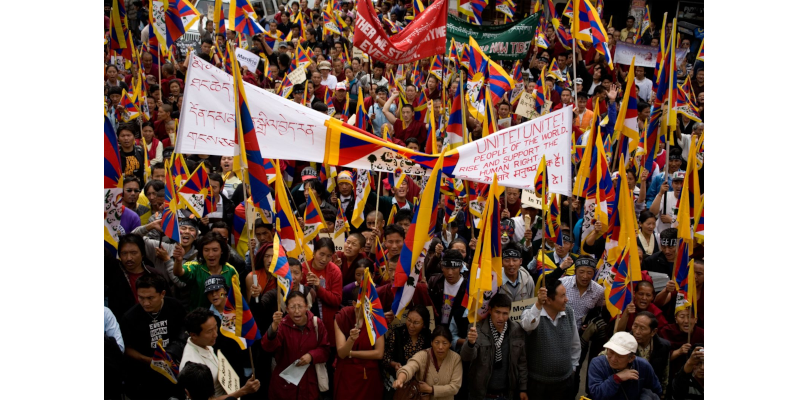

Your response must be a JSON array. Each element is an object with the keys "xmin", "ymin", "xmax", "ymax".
[
  {"xmin": 335, "ymin": 81, "xmax": 347, "ymax": 91},
  {"xmin": 603, "ymin": 332, "xmax": 638, "ymax": 355}
]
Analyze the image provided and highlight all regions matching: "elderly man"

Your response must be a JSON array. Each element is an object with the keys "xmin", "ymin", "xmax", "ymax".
[
  {"xmin": 671, "ymin": 346, "xmax": 704, "ymax": 399},
  {"xmin": 588, "ymin": 332, "xmax": 662, "ymax": 400},
  {"xmin": 628, "ymin": 311, "xmax": 671, "ymax": 392}
]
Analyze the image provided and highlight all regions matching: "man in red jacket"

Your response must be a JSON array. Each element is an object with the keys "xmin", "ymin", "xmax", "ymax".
[{"xmin": 382, "ymin": 89, "xmax": 426, "ymax": 145}]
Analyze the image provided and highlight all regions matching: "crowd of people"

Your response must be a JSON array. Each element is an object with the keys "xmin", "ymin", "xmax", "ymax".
[{"xmin": 104, "ymin": 0, "xmax": 705, "ymax": 399}]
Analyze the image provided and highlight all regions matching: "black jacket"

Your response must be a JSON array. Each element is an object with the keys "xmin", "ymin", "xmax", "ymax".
[
  {"xmin": 649, "ymin": 335, "xmax": 672, "ymax": 391},
  {"xmin": 428, "ymin": 272, "xmax": 469, "ymax": 330},
  {"xmin": 643, "ymin": 251, "xmax": 674, "ymax": 278},
  {"xmin": 105, "ymin": 260, "xmax": 171, "ymax": 318}
]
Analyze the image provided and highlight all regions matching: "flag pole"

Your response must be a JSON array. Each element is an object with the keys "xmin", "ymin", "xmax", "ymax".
[
  {"xmin": 472, "ymin": 291, "xmax": 481, "ymax": 328},
  {"xmin": 248, "ymin": 347, "xmax": 256, "ymax": 376},
  {"xmin": 662, "ymin": 15, "xmax": 674, "ymax": 216},
  {"xmin": 570, "ymin": 37, "xmax": 579, "ymax": 243},
  {"xmin": 375, "ymin": 171, "xmax": 382, "ymax": 219}
]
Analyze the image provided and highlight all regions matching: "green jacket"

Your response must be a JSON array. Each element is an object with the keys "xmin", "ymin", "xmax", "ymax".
[{"xmin": 179, "ymin": 261, "xmax": 239, "ymax": 309}]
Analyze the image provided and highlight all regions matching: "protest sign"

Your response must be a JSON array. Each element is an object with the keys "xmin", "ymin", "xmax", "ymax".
[
  {"xmin": 235, "ymin": 47, "xmax": 260, "ymax": 73},
  {"xmin": 354, "ymin": 0, "xmax": 447, "ymax": 64},
  {"xmin": 332, "ymin": 233, "xmax": 345, "ymax": 252},
  {"xmin": 446, "ymin": 14, "xmax": 538, "ymax": 60},
  {"xmin": 217, "ymin": 350, "xmax": 240, "ymax": 395},
  {"xmin": 515, "ymin": 92, "xmax": 536, "ymax": 119},
  {"xmin": 175, "ymin": 55, "xmax": 329, "ymax": 161},
  {"xmin": 451, "ymin": 107, "xmax": 573, "ymax": 196},
  {"xmin": 521, "ymin": 190, "xmax": 543, "ymax": 209},
  {"xmin": 287, "ymin": 67, "xmax": 307, "ymax": 85},
  {"xmin": 509, "ymin": 298, "xmax": 536, "ymax": 323},
  {"xmin": 614, "ymin": 42, "xmax": 689, "ymax": 68}
]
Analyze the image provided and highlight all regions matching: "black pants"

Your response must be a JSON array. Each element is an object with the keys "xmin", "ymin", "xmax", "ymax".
[{"xmin": 529, "ymin": 374, "xmax": 573, "ymax": 400}]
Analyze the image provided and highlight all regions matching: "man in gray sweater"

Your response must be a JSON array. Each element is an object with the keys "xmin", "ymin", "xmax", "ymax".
[
  {"xmin": 520, "ymin": 277, "xmax": 581, "ymax": 399},
  {"xmin": 461, "ymin": 293, "xmax": 528, "ymax": 400}
]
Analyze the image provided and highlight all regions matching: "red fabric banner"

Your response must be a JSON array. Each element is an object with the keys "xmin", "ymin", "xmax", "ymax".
[{"xmin": 354, "ymin": 0, "xmax": 448, "ymax": 65}]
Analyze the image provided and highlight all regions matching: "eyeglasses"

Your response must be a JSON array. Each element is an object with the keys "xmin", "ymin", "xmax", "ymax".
[
  {"xmin": 125, "ymin": 188, "xmax": 141, "ymax": 193},
  {"xmin": 287, "ymin": 305, "xmax": 305, "ymax": 311}
]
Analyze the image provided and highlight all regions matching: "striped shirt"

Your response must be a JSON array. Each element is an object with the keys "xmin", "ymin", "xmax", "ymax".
[{"xmin": 559, "ymin": 276, "xmax": 605, "ymax": 325}]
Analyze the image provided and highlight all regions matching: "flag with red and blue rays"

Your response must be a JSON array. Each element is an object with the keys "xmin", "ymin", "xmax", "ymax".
[
  {"xmin": 393, "ymin": 153, "xmax": 446, "ymax": 315},
  {"xmin": 534, "ymin": 68, "xmax": 548, "ymax": 114},
  {"xmin": 161, "ymin": 162, "xmax": 181, "ymax": 243},
  {"xmin": 424, "ymin": 102, "xmax": 438, "ymax": 153},
  {"xmin": 160, "ymin": 0, "xmax": 200, "ymax": 48},
  {"xmin": 221, "ymin": 274, "xmax": 262, "ymax": 349},
  {"xmin": 358, "ymin": 268, "xmax": 389, "ymax": 345},
  {"xmin": 170, "ymin": 152, "xmax": 189, "ymax": 188},
  {"xmin": 545, "ymin": 0, "xmax": 560, "ymax": 29},
  {"xmin": 355, "ymin": 87, "xmax": 369, "ymax": 130},
  {"xmin": 373, "ymin": 237, "xmax": 389, "ymax": 275},
  {"xmin": 303, "ymin": 191, "xmax": 325, "ymax": 240},
  {"xmin": 573, "ymin": 106, "xmax": 601, "ymax": 197},
  {"xmin": 268, "ymin": 230, "xmax": 293, "ymax": 300},
  {"xmin": 614, "ymin": 58, "xmax": 640, "ymax": 163},
  {"xmin": 593, "ymin": 132, "xmax": 614, "ymax": 233},
  {"xmin": 119, "ymin": 89, "xmax": 141, "ymax": 122},
  {"xmin": 547, "ymin": 59, "xmax": 563, "ymax": 82},
  {"xmin": 654, "ymin": 26, "xmax": 677, "ymax": 108},
  {"xmin": 178, "ymin": 164, "xmax": 214, "ymax": 218},
  {"xmin": 511, "ymin": 60, "xmax": 523, "ymax": 84},
  {"xmin": 563, "ymin": 0, "xmax": 574, "ymax": 19},
  {"xmin": 413, "ymin": 90, "xmax": 428, "ymax": 122},
  {"xmin": 150, "ymin": 338, "xmax": 180, "ymax": 384},
  {"xmin": 109, "ymin": 0, "xmax": 128, "ymax": 51},
  {"xmin": 605, "ymin": 244, "xmax": 633, "ymax": 318},
  {"xmin": 470, "ymin": 0, "xmax": 488, "ymax": 24},
  {"xmin": 262, "ymin": 158, "xmax": 278, "ymax": 183},
  {"xmin": 487, "ymin": 62, "xmax": 515, "ymax": 106},
  {"xmin": 430, "ymin": 55, "xmax": 444, "ymax": 81},
  {"xmin": 233, "ymin": 44, "xmax": 272, "ymax": 223},
  {"xmin": 694, "ymin": 196, "xmax": 704, "ymax": 244},
  {"xmin": 697, "ymin": 39, "xmax": 704, "ymax": 62},
  {"xmin": 557, "ymin": 22, "xmax": 573, "ymax": 49},
  {"xmin": 228, "ymin": 0, "xmax": 266, "ymax": 36},
  {"xmin": 534, "ymin": 155, "xmax": 548, "ymax": 198},
  {"xmin": 388, "ymin": 167, "xmax": 407, "ymax": 189},
  {"xmin": 642, "ymin": 107, "xmax": 662, "ymax": 172},
  {"xmin": 213, "ymin": 0, "xmax": 227, "ymax": 36},
  {"xmin": 672, "ymin": 239, "xmax": 695, "ymax": 315},
  {"xmin": 572, "ymin": 0, "xmax": 613, "ymax": 69},
  {"xmin": 104, "ymin": 116, "xmax": 123, "ymax": 189},
  {"xmin": 466, "ymin": 38, "xmax": 489, "ymax": 86},
  {"xmin": 445, "ymin": 72, "xmax": 466, "ymax": 146},
  {"xmin": 544, "ymin": 193, "xmax": 562, "ymax": 246}
]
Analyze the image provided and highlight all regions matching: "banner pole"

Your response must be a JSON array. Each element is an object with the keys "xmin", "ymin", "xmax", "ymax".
[{"xmin": 248, "ymin": 347, "xmax": 256, "ymax": 376}]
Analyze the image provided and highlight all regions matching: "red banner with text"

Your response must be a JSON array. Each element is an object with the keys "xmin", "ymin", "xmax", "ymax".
[{"xmin": 354, "ymin": 0, "xmax": 448, "ymax": 65}]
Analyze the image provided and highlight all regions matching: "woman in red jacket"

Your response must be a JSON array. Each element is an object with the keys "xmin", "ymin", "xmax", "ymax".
[
  {"xmin": 302, "ymin": 238, "xmax": 343, "ymax": 348},
  {"xmin": 333, "ymin": 305, "xmax": 385, "ymax": 399},
  {"xmin": 262, "ymin": 291, "xmax": 330, "ymax": 400}
]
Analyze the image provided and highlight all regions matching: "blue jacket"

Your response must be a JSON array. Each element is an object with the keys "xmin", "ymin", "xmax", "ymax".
[
  {"xmin": 645, "ymin": 172, "xmax": 673, "ymax": 208},
  {"xmin": 588, "ymin": 356, "xmax": 662, "ymax": 400}
]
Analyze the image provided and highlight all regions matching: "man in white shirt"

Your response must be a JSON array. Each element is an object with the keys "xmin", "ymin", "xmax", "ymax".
[
  {"xmin": 180, "ymin": 308, "xmax": 260, "ymax": 399},
  {"xmin": 649, "ymin": 171, "xmax": 685, "ymax": 234},
  {"xmin": 634, "ymin": 66, "xmax": 653, "ymax": 103},
  {"xmin": 318, "ymin": 61, "xmax": 338, "ymax": 90}
]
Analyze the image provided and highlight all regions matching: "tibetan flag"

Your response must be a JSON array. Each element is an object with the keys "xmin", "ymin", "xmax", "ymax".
[
  {"xmin": 150, "ymin": 339, "xmax": 179, "ymax": 384},
  {"xmin": 303, "ymin": 191, "xmax": 325, "ymax": 241},
  {"xmin": 119, "ymin": 89, "xmax": 141, "ymax": 122},
  {"xmin": 482, "ymin": 86, "xmax": 498, "ymax": 137},
  {"xmin": 334, "ymin": 198, "xmax": 350, "ymax": 238},
  {"xmin": 534, "ymin": 155, "xmax": 548, "ymax": 198},
  {"xmin": 677, "ymin": 137, "xmax": 701, "ymax": 245},
  {"xmin": 386, "ymin": 205, "xmax": 398, "ymax": 226},
  {"xmin": 263, "ymin": 158, "xmax": 278, "ymax": 183},
  {"xmin": 547, "ymin": 59, "xmax": 563, "ymax": 82},
  {"xmin": 675, "ymin": 80, "xmax": 702, "ymax": 123},
  {"xmin": 497, "ymin": 0, "xmax": 516, "ymax": 22},
  {"xmin": 104, "ymin": 116, "xmax": 123, "ymax": 189},
  {"xmin": 232, "ymin": 43, "xmax": 273, "ymax": 220},
  {"xmin": 322, "ymin": 0, "xmax": 341, "ymax": 35},
  {"xmin": 470, "ymin": 0, "xmax": 488, "ymax": 24},
  {"xmin": 697, "ymin": 39, "xmax": 704, "ymax": 62},
  {"xmin": 465, "ymin": 37, "xmax": 489, "ymax": 105},
  {"xmin": 273, "ymin": 165, "xmax": 311, "ymax": 261},
  {"xmin": 413, "ymin": 90, "xmax": 428, "ymax": 122},
  {"xmin": 641, "ymin": 6, "xmax": 652, "ymax": 36},
  {"xmin": 228, "ymin": 0, "xmax": 266, "ymax": 36},
  {"xmin": 161, "ymin": 161, "xmax": 181, "ymax": 242},
  {"xmin": 220, "ymin": 274, "xmax": 262, "ymax": 349},
  {"xmin": 563, "ymin": 0, "xmax": 574, "ymax": 18},
  {"xmin": 351, "ymin": 169, "xmax": 372, "ymax": 228},
  {"xmin": 392, "ymin": 153, "xmax": 446, "ymax": 315},
  {"xmin": 445, "ymin": 72, "xmax": 467, "ymax": 146},
  {"xmin": 425, "ymin": 102, "xmax": 438, "ymax": 154},
  {"xmin": 572, "ymin": 0, "xmax": 613, "ymax": 69},
  {"xmin": 556, "ymin": 22, "xmax": 573, "ymax": 49},
  {"xmin": 694, "ymin": 196, "xmax": 704, "ymax": 244},
  {"xmin": 573, "ymin": 100, "xmax": 601, "ymax": 197},
  {"xmin": 268, "ymin": 230, "xmax": 293, "ymax": 300},
  {"xmin": 324, "ymin": 87, "xmax": 336, "ymax": 116},
  {"xmin": 357, "ymin": 268, "xmax": 389, "ymax": 345},
  {"xmin": 169, "ymin": 152, "xmax": 189, "ymax": 189},
  {"xmin": 511, "ymin": 60, "xmax": 523, "ymax": 84},
  {"xmin": 535, "ymin": 19, "xmax": 550, "ymax": 49},
  {"xmin": 604, "ymin": 244, "xmax": 633, "ymax": 318},
  {"xmin": 458, "ymin": 0, "xmax": 474, "ymax": 19},
  {"xmin": 354, "ymin": 87, "xmax": 369, "ymax": 130},
  {"xmin": 373, "ymin": 237, "xmax": 389, "ymax": 275},
  {"xmin": 673, "ymin": 239, "xmax": 695, "ymax": 315},
  {"xmin": 213, "ymin": 0, "xmax": 226, "ymax": 35},
  {"xmin": 430, "ymin": 55, "xmax": 444, "ymax": 81},
  {"xmin": 545, "ymin": 0, "xmax": 560, "ymax": 29},
  {"xmin": 642, "ymin": 107, "xmax": 661, "ymax": 173},
  {"xmin": 178, "ymin": 163, "xmax": 212, "ymax": 218},
  {"xmin": 487, "ymin": 62, "xmax": 515, "ymax": 107},
  {"xmin": 544, "ymin": 193, "xmax": 562, "ymax": 246},
  {"xmin": 109, "ymin": 0, "xmax": 128, "ymax": 51},
  {"xmin": 534, "ymin": 67, "xmax": 548, "ymax": 115},
  {"xmin": 465, "ymin": 174, "xmax": 502, "ymax": 322},
  {"xmin": 388, "ymin": 167, "xmax": 407, "ymax": 190},
  {"xmin": 614, "ymin": 56, "xmax": 640, "ymax": 144},
  {"xmin": 605, "ymin": 158, "xmax": 642, "ymax": 281},
  {"xmin": 593, "ymin": 132, "xmax": 613, "ymax": 235}
]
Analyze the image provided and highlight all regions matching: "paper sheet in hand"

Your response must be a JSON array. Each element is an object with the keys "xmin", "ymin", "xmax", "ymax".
[{"xmin": 279, "ymin": 360, "xmax": 310, "ymax": 386}]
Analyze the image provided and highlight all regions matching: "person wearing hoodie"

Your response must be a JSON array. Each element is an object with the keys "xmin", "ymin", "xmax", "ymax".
[
  {"xmin": 262, "ymin": 291, "xmax": 331, "ymax": 400},
  {"xmin": 499, "ymin": 243, "xmax": 536, "ymax": 302}
]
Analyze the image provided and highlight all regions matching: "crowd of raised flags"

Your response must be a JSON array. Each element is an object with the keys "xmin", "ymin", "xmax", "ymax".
[{"xmin": 104, "ymin": 0, "xmax": 704, "ymax": 398}]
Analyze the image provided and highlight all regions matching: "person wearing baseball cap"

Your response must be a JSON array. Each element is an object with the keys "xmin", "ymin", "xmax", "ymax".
[
  {"xmin": 500, "ymin": 242, "xmax": 535, "ymax": 301},
  {"xmin": 528, "ymin": 230, "xmax": 579, "ymax": 291},
  {"xmin": 333, "ymin": 81, "xmax": 348, "ymax": 114},
  {"xmin": 318, "ymin": 61, "xmax": 337, "ymax": 90},
  {"xmin": 587, "ymin": 332, "xmax": 663, "ymax": 399},
  {"xmin": 645, "ymin": 148, "xmax": 684, "ymax": 206},
  {"xmin": 650, "ymin": 169, "xmax": 685, "ymax": 233}
]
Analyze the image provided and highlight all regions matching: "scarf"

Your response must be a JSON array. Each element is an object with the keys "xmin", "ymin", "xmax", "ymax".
[{"xmin": 488, "ymin": 318, "xmax": 508, "ymax": 364}]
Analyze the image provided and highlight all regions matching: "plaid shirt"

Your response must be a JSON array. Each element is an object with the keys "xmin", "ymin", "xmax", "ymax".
[{"xmin": 559, "ymin": 275, "xmax": 605, "ymax": 325}]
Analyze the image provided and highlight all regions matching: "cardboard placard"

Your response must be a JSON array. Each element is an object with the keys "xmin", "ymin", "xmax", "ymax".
[
  {"xmin": 353, "ymin": 46, "xmax": 364, "ymax": 61},
  {"xmin": 217, "ymin": 350, "xmax": 240, "ymax": 395},
  {"xmin": 235, "ymin": 47, "xmax": 261, "ymax": 73},
  {"xmin": 514, "ymin": 92, "xmax": 536, "ymax": 119},
  {"xmin": 521, "ymin": 190, "xmax": 543, "ymax": 209},
  {"xmin": 509, "ymin": 298, "xmax": 537, "ymax": 323},
  {"xmin": 287, "ymin": 67, "xmax": 307, "ymax": 85},
  {"xmin": 332, "ymin": 233, "xmax": 345, "ymax": 252},
  {"xmin": 207, "ymin": 5, "xmax": 214, "ymax": 20}
]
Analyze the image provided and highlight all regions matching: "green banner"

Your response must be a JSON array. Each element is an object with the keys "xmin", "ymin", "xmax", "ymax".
[{"xmin": 446, "ymin": 13, "xmax": 539, "ymax": 60}]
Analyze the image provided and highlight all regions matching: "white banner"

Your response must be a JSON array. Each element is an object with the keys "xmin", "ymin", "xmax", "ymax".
[
  {"xmin": 452, "ymin": 107, "xmax": 574, "ymax": 196},
  {"xmin": 175, "ymin": 55, "xmax": 329, "ymax": 161},
  {"xmin": 614, "ymin": 42, "xmax": 689, "ymax": 68}
]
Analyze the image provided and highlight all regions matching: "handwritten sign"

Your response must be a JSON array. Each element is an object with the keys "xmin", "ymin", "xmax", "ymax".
[
  {"xmin": 207, "ymin": 5, "xmax": 214, "ymax": 20},
  {"xmin": 509, "ymin": 298, "xmax": 536, "ymax": 323},
  {"xmin": 614, "ymin": 42, "xmax": 689, "ymax": 68},
  {"xmin": 176, "ymin": 55, "xmax": 329, "ymax": 161},
  {"xmin": 452, "ymin": 107, "xmax": 573, "ymax": 196},
  {"xmin": 235, "ymin": 47, "xmax": 261, "ymax": 73},
  {"xmin": 287, "ymin": 67, "xmax": 307, "ymax": 85},
  {"xmin": 353, "ymin": 46, "xmax": 365, "ymax": 61},
  {"xmin": 521, "ymin": 190, "xmax": 543, "ymax": 209},
  {"xmin": 514, "ymin": 92, "xmax": 535, "ymax": 119},
  {"xmin": 217, "ymin": 350, "xmax": 240, "ymax": 395}
]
